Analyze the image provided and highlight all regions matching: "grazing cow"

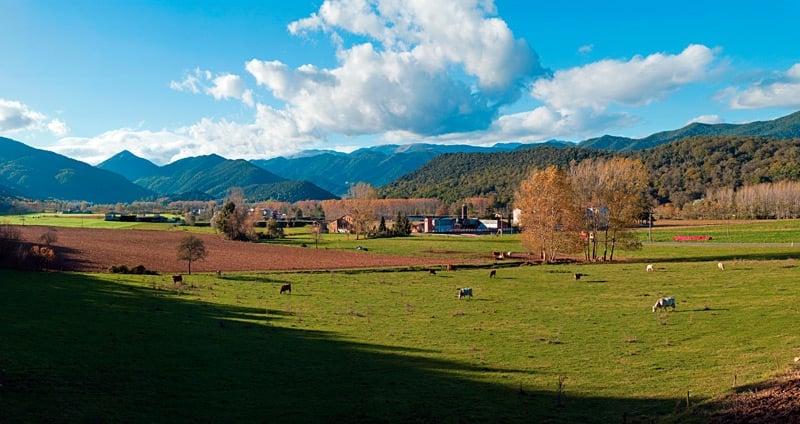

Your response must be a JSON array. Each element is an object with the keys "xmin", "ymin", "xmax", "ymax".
[
  {"xmin": 458, "ymin": 287, "xmax": 473, "ymax": 300},
  {"xmin": 447, "ymin": 264, "xmax": 456, "ymax": 271},
  {"xmin": 172, "ymin": 275, "xmax": 182, "ymax": 284},
  {"xmin": 428, "ymin": 269, "xmax": 437, "ymax": 276},
  {"xmin": 573, "ymin": 273, "xmax": 583, "ymax": 280},
  {"xmin": 489, "ymin": 269, "xmax": 497, "ymax": 278},
  {"xmin": 646, "ymin": 264, "xmax": 654, "ymax": 272},
  {"xmin": 279, "ymin": 283, "xmax": 292, "ymax": 294},
  {"xmin": 216, "ymin": 270, "xmax": 222, "ymax": 278},
  {"xmin": 718, "ymin": 262, "xmax": 725, "ymax": 271},
  {"xmin": 652, "ymin": 296, "xmax": 676, "ymax": 312}
]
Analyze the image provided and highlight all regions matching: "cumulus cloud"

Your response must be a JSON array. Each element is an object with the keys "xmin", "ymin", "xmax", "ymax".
[
  {"xmin": 170, "ymin": 69, "xmax": 254, "ymax": 107},
  {"xmin": 726, "ymin": 63, "xmax": 800, "ymax": 109},
  {"xmin": 270, "ymin": 0, "xmax": 545, "ymax": 137},
  {"xmin": 0, "ymin": 99, "xmax": 70, "ymax": 136},
  {"xmin": 531, "ymin": 44, "xmax": 715, "ymax": 112}
]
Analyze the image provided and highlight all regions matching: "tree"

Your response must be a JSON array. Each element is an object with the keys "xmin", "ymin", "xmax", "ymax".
[
  {"xmin": 571, "ymin": 158, "xmax": 648, "ymax": 261},
  {"xmin": 176, "ymin": 235, "xmax": 207, "ymax": 275},
  {"xmin": 265, "ymin": 218, "xmax": 284, "ymax": 239},
  {"xmin": 378, "ymin": 216, "xmax": 388, "ymax": 235},
  {"xmin": 391, "ymin": 211, "xmax": 412, "ymax": 236},
  {"xmin": 212, "ymin": 188, "xmax": 256, "ymax": 241},
  {"xmin": 347, "ymin": 182, "xmax": 377, "ymax": 240},
  {"xmin": 515, "ymin": 166, "xmax": 584, "ymax": 263}
]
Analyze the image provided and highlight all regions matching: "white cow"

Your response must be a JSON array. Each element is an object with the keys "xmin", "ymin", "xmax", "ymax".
[
  {"xmin": 718, "ymin": 262, "xmax": 725, "ymax": 271},
  {"xmin": 652, "ymin": 296, "xmax": 676, "ymax": 312},
  {"xmin": 458, "ymin": 287, "xmax": 473, "ymax": 300},
  {"xmin": 646, "ymin": 264, "xmax": 654, "ymax": 272}
]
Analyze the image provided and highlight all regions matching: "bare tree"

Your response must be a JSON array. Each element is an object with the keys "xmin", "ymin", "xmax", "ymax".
[
  {"xmin": 347, "ymin": 182, "xmax": 377, "ymax": 240},
  {"xmin": 570, "ymin": 158, "xmax": 649, "ymax": 261},
  {"xmin": 176, "ymin": 235, "xmax": 207, "ymax": 275}
]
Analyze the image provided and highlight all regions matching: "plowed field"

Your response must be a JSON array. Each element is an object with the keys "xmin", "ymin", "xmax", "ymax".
[{"xmin": 15, "ymin": 226, "xmax": 451, "ymax": 273}]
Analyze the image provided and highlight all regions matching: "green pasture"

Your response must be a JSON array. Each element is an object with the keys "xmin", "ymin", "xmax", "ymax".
[
  {"xmin": 2, "ymin": 246, "xmax": 799, "ymax": 422},
  {"xmin": 637, "ymin": 219, "xmax": 800, "ymax": 244},
  {"xmin": 0, "ymin": 213, "xmax": 214, "ymax": 232}
]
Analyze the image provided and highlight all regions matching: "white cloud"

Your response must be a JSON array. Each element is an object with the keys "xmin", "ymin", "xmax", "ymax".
[
  {"xmin": 170, "ymin": 69, "xmax": 254, "ymax": 107},
  {"xmin": 47, "ymin": 119, "xmax": 70, "ymax": 136},
  {"xmin": 244, "ymin": 0, "xmax": 544, "ymax": 140},
  {"xmin": 0, "ymin": 99, "xmax": 47, "ymax": 132},
  {"xmin": 0, "ymin": 99, "xmax": 70, "ymax": 136},
  {"xmin": 726, "ymin": 63, "xmax": 800, "ymax": 109},
  {"xmin": 531, "ymin": 44, "xmax": 715, "ymax": 112},
  {"xmin": 578, "ymin": 44, "xmax": 593, "ymax": 55},
  {"xmin": 687, "ymin": 114, "xmax": 724, "ymax": 125}
]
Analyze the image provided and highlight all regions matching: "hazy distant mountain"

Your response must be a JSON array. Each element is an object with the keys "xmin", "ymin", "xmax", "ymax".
[
  {"xmin": 0, "ymin": 136, "xmax": 154, "ymax": 203},
  {"xmin": 580, "ymin": 111, "xmax": 800, "ymax": 150}
]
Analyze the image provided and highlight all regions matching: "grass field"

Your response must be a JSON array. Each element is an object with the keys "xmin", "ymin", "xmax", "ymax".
[{"xmin": 2, "ymin": 230, "xmax": 800, "ymax": 422}]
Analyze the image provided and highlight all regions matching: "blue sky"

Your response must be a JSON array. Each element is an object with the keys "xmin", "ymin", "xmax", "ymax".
[{"xmin": 2, "ymin": 0, "xmax": 799, "ymax": 165}]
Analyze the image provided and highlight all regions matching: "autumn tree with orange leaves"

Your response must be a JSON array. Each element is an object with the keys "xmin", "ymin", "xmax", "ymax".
[{"xmin": 515, "ymin": 166, "xmax": 584, "ymax": 263}]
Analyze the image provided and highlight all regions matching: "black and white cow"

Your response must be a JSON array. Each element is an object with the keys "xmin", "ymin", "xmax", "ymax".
[{"xmin": 458, "ymin": 287, "xmax": 473, "ymax": 300}]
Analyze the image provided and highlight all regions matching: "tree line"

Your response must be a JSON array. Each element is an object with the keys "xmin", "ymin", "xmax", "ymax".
[{"xmin": 516, "ymin": 158, "xmax": 648, "ymax": 263}]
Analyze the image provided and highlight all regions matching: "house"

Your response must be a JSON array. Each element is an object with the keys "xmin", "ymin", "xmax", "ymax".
[{"xmin": 328, "ymin": 215, "xmax": 355, "ymax": 234}]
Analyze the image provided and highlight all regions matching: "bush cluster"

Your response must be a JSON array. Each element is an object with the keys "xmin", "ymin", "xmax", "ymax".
[{"xmin": 108, "ymin": 264, "xmax": 158, "ymax": 275}]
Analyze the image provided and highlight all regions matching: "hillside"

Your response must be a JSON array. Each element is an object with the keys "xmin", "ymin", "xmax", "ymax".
[
  {"xmin": 380, "ymin": 136, "xmax": 800, "ymax": 209},
  {"xmin": 0, "ymin": 136, "xmax": 154, "ymax": 203},
  {"xmin": 633, "ymin": 135, "xmax": 800, "ymax": 206},
  {"xmin": 97, "ymin": 150, "xmax": 160, "ymax": 181},
  {"xmin": 100, "ymin": 151, "xmax": 338, "ymax": 202},
  {"xmin": 252, "ymin": 142, "xmax": 562, "ymax": 195},
  {"xmin": 580, "ymin": 110, "xmax": 800, "ymax": 151},
  {"xmin": 379, "ymin": 146, "xmax": 614, "ymax": 205}
]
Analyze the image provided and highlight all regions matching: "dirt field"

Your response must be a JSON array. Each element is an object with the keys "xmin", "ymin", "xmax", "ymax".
[{"xmin": 14, "ymin": 226, "xmax": 453, "ymax": 273}]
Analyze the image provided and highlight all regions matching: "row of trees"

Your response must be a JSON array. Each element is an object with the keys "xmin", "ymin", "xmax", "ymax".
[
  {"xmin": 682, "ymin": 181, "xmax": 800, "ymax": 220},
  {"xmin": 515, "ymin": 158, "xmax": 649, "ymax": 263}
]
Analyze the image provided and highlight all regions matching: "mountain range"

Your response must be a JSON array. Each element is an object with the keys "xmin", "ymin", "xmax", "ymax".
[{"xmin": 1, "ymin": 110, "xmax": 799, "ymax": 204}]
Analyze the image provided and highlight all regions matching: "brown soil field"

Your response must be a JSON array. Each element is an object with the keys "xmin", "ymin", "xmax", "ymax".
[
  {"xmin": 701, "ymin": 367, "xmax": 800, "ymax": 423},
  {"xmin": 15, "ymin": 226, "xmax": 455, "ymax": 273}
]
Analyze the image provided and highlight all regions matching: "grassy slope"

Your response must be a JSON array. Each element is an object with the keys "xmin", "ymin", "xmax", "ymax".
[{"xmin": 2, "ymin": 239, "xmax": 799, "ymax": 422}]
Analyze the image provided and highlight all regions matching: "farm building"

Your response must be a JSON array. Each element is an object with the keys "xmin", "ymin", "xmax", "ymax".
[{"xmin": 328, "ymin": 215, "xmax": 355, "ymax": 234}]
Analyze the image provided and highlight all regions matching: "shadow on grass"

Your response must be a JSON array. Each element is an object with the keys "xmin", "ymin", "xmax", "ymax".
[
  {"xmin": 635, "ymin": 249, "xmax": 800, "ymax": 265},
  {"xmin": 1, "ymin": 269, "xmax": 686, "ymax": 423}
]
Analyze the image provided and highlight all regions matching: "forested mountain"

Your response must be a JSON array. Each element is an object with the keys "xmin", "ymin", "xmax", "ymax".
[
  {"xmin": 0, "ymin": 136, "xmax": 154, "ymax": 203},
  {"xmin": 580, "ymin": 111, "xmax": 800, "ymax": 151},
  {"xmin": 635, "ymin": 136, "xmax": 800, "ymax": 206},
  {"xmin": 380, "ymin": 136, "xmax": 800, "ymax": 209},
  {"xmin": 98, "ymin": 151, "xmax": 338, "ymax": 202},
  {"xmin": 252, "ymin": 142, "xmax": 570, "ymax": 196},
  {"xmin": 379, "ymin": 146, "xmax": 615, "ymax": 206},
  {"xmin": 97, "ymin": 150, "xmax": 160, "ymax": 181}
]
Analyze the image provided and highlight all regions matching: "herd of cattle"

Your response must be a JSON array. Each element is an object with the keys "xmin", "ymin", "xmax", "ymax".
[{"xmin": 169, "ymin": 260, "xmax": 728, "ymax": 311}]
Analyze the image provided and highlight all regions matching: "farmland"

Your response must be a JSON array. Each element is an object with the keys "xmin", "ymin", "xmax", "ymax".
[{"xmin": 1, "ymin": 219, "xmax": 799, "ymax": 422}]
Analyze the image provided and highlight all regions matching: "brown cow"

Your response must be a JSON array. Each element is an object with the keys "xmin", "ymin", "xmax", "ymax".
[
  {"xmin": 489, "ymin": 269, "xmax": 497, "ymax": 278},
  {"xmin": 428, "ymin": 269, "xmax": 437, "ymax": 275},
  {"xmin": 279, "ymin": 283, "xmax": 292, "ymax": 294},
  {"xmin": 172, "ymin": 275, "xmax": 183, "ymax": 284}
]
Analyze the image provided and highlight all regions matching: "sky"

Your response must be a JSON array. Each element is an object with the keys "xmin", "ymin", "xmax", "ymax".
[{"xmin": 2, "ymin": 0, "xmax": 799, "ymax": 166}]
